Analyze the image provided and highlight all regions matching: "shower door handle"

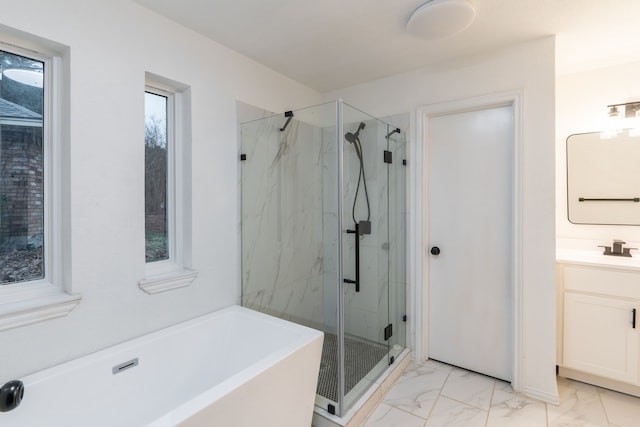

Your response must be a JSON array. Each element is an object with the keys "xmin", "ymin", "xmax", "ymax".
[{"xmin": 344, "ymin": 224, "xmax": 361, "ymax": 292}]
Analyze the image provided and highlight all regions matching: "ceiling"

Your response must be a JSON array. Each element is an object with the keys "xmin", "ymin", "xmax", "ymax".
[{"xmin": 133, "ymin": 0, "xmax": 640, "ymax": 92}]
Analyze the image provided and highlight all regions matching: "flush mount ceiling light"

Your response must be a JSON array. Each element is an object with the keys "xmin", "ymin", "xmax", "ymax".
[{"xmin": 407, "ymin": 0, "xmax": 476, "ymax": 40}]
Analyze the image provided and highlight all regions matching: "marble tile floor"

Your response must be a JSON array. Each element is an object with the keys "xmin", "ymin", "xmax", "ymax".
[{"xmin": 362, "ymin": 360, "xmax": 640, "ymax": 427}]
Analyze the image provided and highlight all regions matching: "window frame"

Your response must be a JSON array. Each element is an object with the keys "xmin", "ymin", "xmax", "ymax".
[
  {"xmin": 0, "ymin": 38, "xmax": 80, "ymax": 331},
  {"xmin": 139, "ymin": 75, "xmax": 196, "ymax": 294},
  {"xmin": 144, "ymin": 87, "xmax": 173, "ymax": 265}
]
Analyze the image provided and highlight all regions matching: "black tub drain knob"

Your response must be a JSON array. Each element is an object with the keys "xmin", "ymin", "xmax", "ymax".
[{"xmin": 0, "ymin": 380, "xmax": 24, "ymax": 412}]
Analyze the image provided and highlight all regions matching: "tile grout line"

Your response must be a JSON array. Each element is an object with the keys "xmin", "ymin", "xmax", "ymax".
[
  {"xmin": 377, "ymin": 363, "xmax": 454, "ymax": 425},
  {"xmin": 544, "ymin": 400, "xmax": 550, "ymax": 426},
  {"xmin": 484, "ymin": 380, "xmax": 496, "ymax": 427},
  {"xmin": 596, "ymin": 388, "xmax": 612, "ymax": 426},
  {"xmin": 423, "ymin": 365, "xmax": 453, "ymax": 422},
  {"xmin": 360, "ymin": 362, "xmax": 430, "ymax": 426}
]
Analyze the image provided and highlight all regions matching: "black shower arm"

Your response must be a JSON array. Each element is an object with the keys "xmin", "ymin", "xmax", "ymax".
[
  {"xmin": 386, "ymin": 128, "xmax": 401, "ymax": 139},
  {"xmin": 280, "ymin": 110, "xmax": 294, "ymax": 132}
]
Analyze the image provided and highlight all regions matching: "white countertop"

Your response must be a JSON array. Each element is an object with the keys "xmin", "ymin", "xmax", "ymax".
[{"xmin": 556, "ymin": 247, "xmax": 640, "ymax": 271}]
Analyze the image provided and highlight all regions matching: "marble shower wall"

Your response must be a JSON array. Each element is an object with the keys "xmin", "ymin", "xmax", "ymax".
[
  {"xmin": 321, "ymin": 126, "xmax": 339, "ymax": 333},
  {"xmin": 240, "ymin": 104, "xmax": 408, "ymax": 344},
  {"xmin": 241, "ymin": 115, "xmax": 326, "ymax": 328}
]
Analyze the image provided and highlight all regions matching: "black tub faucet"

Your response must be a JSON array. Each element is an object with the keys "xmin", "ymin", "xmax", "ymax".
[{"xmin": 0, "ymin": 380, "xmax": 24, "ymax": 412}]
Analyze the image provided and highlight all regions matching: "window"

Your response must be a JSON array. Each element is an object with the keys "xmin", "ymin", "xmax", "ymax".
[
  {"xmin": 144, "ymin": 90, "xmax": 169, "ymax": 263},
  {"xmin": 0, "ymin": 36, "xmax": 79, "ymax": 331},
  {"xmin": 139, "ymin": 75, "xmax": 195, "ymax": 294},
  {"xmin": 0, "ymin": 49, "xmax": 45, "ymax": 285}
]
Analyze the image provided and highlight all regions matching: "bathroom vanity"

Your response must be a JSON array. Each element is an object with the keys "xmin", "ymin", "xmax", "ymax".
[{"xmin": 556, "ymin": 247, "xmax": 640, "ymax": 396}]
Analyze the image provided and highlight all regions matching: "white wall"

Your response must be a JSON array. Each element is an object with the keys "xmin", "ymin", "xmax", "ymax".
[
  {"xmin": 556, "ymin": 61, "xmax": 640, "ymax": 245},
  {"xmin": 325, "ymin": 37, "xmax": 558, "ymax": 402},
  {"xmin": 0, "ymin": 1, "xmax": 560, "ymax": 403},
  {"xmin": 0, "ymin": 0, "xmax": 321, "ymax": 380}
]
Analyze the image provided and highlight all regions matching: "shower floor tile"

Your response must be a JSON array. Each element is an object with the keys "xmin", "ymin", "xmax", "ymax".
[{"xmin": 317, "ymin": 332, "xmax": 388, "ymax": 403}]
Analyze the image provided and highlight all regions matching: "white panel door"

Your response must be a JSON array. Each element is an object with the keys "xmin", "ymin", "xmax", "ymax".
[{"xmin": 428, "ymin": 105, "xmax": 514, "ymax": 381}]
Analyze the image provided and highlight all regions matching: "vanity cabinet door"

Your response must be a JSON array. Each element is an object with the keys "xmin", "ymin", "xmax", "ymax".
[{"xmin": 563, "ymin": 292, "xmax": 639, "ymax": 384}]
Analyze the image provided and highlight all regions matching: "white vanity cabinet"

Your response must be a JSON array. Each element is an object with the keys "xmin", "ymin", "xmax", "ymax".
[
  {"xmin": 564, "ymin": 293, "xmax": 638, "ymax": 383},
  {"xmin": 558, "ymin": 261, "xmax": 640, "ymax": 391}
]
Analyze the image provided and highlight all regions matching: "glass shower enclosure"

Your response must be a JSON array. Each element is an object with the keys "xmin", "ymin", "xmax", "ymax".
[{"xmin": 240, "ymin": 100, "xmax": 407, "ymax": 417}]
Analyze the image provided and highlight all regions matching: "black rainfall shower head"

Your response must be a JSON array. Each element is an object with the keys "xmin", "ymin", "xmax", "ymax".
[{"xmin": 345, "ymin": 122, "xmax": 365, "ymax": 143}]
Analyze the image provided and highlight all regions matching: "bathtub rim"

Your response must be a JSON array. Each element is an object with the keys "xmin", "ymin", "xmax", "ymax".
[
  {"xmin": 147, "ymin": 306, "xmax": 324, "ymax": 425},
  {"xmin": 10, "ymin": 305, "xmax": 323, "ymax": 426}
]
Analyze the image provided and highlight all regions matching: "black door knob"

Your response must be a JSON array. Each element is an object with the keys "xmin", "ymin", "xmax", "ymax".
[{"xmin": 430, "ymin": 246, "xmax": 440, "ymax": 255}]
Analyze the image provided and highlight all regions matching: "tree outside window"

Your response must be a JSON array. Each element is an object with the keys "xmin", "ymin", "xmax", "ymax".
[{"xmin": 144, "ymin": 91, "xmax": 169, "ymax": 263}]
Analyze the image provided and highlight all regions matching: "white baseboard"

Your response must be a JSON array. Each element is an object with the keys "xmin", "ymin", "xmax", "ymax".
[{"xmin": 523, "ymin": 385, "xmax": 559, "ymax": 405}]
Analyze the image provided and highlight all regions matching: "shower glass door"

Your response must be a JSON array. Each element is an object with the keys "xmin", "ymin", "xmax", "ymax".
[
  {"xmin": 387, "ymin": 122, "xmax": 407, "ymax": 358},
  {"xmin": 240, "ymin": 100, "xmax": 406, "ymax": 418},
  {"xmin": 340, "ymin": 103, "xmax": 391, "ymax": 411}
]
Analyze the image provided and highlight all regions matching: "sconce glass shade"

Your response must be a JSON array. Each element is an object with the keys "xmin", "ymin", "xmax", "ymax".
[
  {"xmin": 608, "ymin": 105, "xmax": 621, "ymax": 119},
  {"xmin": 628, "ymin": 110, "xmax": 640, "ymax": 137},
  {"xmin": 601, "ymin": 103, "xmax": 640, "ymax": 138},
  {"xmin": 407, "ymin": 0, "xmax": 476, "ymax": 40},
  {"xmin": 601, "ymin": 107, "xmax": 621, "ymax": 139}
]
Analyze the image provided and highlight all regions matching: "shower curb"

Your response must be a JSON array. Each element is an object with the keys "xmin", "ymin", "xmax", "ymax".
[{"xmin": 312, "ymin": 349, "xmax": 411, "ymax": 427}]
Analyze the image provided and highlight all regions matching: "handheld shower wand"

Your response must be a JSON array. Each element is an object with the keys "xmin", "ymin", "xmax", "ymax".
[
  {"xmin": 343, "ymin": 122, "xmax": 372, "ymax": 294},
  {"xmin": 345, "ymin": 122, "xmax": 365, "ymax": 143},
  {"xmin": 345, "ymin": 122, "xmax": 371, "ymax": 235}
]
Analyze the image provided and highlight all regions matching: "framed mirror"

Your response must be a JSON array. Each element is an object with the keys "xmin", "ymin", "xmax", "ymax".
[{"xmin": 567, "ymin": 131, "xmax": 640, "ymax": 225}]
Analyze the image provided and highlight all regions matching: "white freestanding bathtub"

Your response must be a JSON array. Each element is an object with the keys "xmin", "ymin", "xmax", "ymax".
[{"xmin": 1, "ymin": 305, "xmax": 323, "ymax": 426}]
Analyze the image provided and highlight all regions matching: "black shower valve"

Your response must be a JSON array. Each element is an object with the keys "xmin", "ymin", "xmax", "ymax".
[
  {"xmin": 0, "ymin": 380, "xmax": 24, "ymax": 412},
  {"xmin": 358, "ymin": 220, "xmax": 371, "ymax": 235}
]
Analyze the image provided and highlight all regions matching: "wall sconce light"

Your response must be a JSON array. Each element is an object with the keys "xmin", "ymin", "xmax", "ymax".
[{"xmin": 601, "ymin": 101, "xmax": 640, "ymax": 138}]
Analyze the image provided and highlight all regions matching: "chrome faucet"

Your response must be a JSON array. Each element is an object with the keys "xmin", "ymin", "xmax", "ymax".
[{"xmin": 598, "ymin": 239, "xmax": 637, "ymax": 257}]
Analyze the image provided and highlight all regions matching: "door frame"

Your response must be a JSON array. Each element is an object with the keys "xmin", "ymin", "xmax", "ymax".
[{"xmin": 412, "ymin": 91, "xmax": 523, "ymax": 391}]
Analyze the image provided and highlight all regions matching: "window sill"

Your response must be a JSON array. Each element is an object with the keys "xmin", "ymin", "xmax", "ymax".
[
  {"xmin": 139, "ymin": 268, "xmax": 198, "ymax": 294},
  {"xmin": 0, "ymin": 290, "xmax": 81, "ymax": 332}
]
